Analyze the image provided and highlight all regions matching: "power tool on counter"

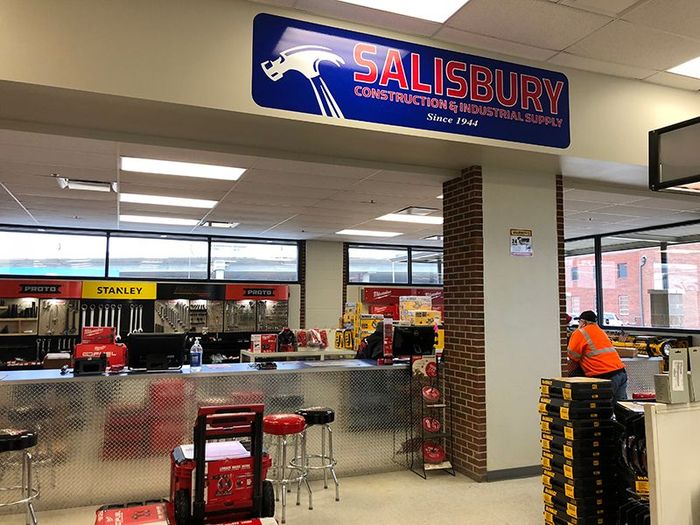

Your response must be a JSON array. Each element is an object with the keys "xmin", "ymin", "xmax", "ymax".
[{"xmin": 610, "ymin": 333, "xmax": 683, "ymax": 358}]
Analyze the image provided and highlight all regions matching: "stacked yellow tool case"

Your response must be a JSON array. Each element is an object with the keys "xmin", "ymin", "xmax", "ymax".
[{"xmin": 540, "ymin": 377, "xmax": 618, "ymax": 525}]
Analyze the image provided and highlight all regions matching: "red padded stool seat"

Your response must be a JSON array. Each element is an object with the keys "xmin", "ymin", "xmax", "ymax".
[{"xmin": 263, "ymin": 414, "xmax": 306, "ymax": 436}]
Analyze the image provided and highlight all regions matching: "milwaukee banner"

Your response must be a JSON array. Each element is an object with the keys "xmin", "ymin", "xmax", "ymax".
[{"xmin": 252, "ymin": 14, "xmax": 570, "ymax": 149}]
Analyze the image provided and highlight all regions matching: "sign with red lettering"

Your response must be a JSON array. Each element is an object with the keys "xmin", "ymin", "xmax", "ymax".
[
  {"xmin": 363, "ymin": 287, "xmax": 443, "ymax": 305},
  {"xmin": 226, "ymin": 284, "xmax": 289, "ymax": 301},
  {"xmin": 0, "ymin": 279, "xmax": 82, "ymax": 298},
  {"xmin": 252, "ymin": 14, "xmax": 569, "ymax": 148}
]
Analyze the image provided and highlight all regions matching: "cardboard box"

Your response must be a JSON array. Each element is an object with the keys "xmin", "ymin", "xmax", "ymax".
[
  {"xmin": 688, "ymin": 346, "xmax": 700, "ymax": 401},
  {"xmin": 82, "ymin": 326, "xmax": 115, "ymax": 344},
  {"xmin": 404, "ymin": 310, "xmax": 442, "ymax": 326},
  {"xmin": 399, "ymin": 296, "xmax": 432, "ymax": 321},
  {"xmin": 95, "ymin": 501, "xmax": 169, "ymax": 524},
  {"xmin": 654, "ymin": 347, "xmax": 689, "ymax": 404},
  {"xmin": 250, "ymin": 334, "xmax": 278, "ymax": 353},
  {"xmin": 74, "ymin": 342, "xmax": 127, "ymax": 368}
]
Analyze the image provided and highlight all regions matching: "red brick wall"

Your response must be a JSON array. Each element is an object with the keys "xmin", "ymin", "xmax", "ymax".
[
  {"xmin": 557, "ymin": 175, "xmax": 568, "ymax": 374},
  {"xmin": 443, "ymin": 166, "xmax": 487, "ymax": 481}
]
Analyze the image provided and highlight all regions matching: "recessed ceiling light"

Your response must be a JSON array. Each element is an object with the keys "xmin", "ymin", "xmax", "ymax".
[
  {"xmin": 423, "ymin": 235, "xmax": 444, "ymax": 241},
  {"xmin": 119, "ymin": 215, "xmax": 200, "ymax": 226},
  {"xmin": 55, "ymin": 176, "xmax": 117, "ymax": 193},
  {"xmin": 336, "ymin": 229, "xmax": 402, "ymax": 237},
  {"xmin": 207, "ymin": 221, "xmax": 240, "ymax": 229},
  {"xmin": 337, "ymin": 0, "xmax": 469, "ymax": 23},
  {"xmin": 668, "ymin": 56, "xmax": 700, "ymax": 79},
  {"xmin": 377, "ymin": 213, "xmax": 443, "ymax": 225},
  {"xmin": 120, "ymin": 193, "xmax": 217, "ymax": 209},
  {"xmin": 120, "ymin": 157, "xmax": 246, "ymax": 181}
]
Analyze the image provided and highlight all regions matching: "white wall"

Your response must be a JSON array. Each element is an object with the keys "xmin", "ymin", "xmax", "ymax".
[
  {"xmin": 482, "ymin": 167, "xmax": 562, "ymax": 472},
  {"xmin": 305, "ymin": 241, "xmax": 343, "ymax": 328},
  {"xmin": 0, "ymin": 0, "xmax": 697, "ymax": 168}
]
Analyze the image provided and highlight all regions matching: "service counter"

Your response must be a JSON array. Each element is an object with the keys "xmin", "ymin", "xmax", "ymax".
[{"xmin": 0, "ymin": 360, "xmax": 410, "ymax": 512}]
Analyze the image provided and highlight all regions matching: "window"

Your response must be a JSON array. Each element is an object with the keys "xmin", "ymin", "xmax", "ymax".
[
  {"xmin": 0, "ymin": 231, "xmax": 107, "ymax": 277},
  {"xmin": 565, "ymin": 239, "xmax": 596, "ymax": 317},
  {"xmin": 619, "ymin": 295, "xmax": 629, "ymax": 317},
  {"xmin": 210, "ymin": 241, "xmax": 298, "ymax": 281},
  {"xmin": 617, "ymin": 263, "xmax": 628, "ymax": 279},
  {"xmin": 348, "ymin": 246, "xmax": 409, "ymax": 284},
  {"xmin": 108, "ymin": 236, "xmax": 208, "ymax": 279},
  {"xmin": 411, "ymin": 250, "xmax": 443, "ymax": 284}
]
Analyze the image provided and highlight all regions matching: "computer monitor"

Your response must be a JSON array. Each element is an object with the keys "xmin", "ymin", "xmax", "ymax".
[
  {"xmin": 392, "ymin": 326, "xmax": 436, "ymax": 357},
  {"xmin": 126, "ymin": 333, "xmax": 185, "ymax": 372}
]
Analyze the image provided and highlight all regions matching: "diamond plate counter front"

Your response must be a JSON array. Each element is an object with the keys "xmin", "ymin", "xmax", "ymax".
[{"xmin": 0, "ymin": 361, "xmax": 410, "ymax": 512}]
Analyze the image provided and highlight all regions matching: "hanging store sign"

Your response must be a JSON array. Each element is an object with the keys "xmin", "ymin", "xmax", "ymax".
[
  {"xmin": 226, "ymin": 284, "xmax": 289, "ymax": 301},
  {"xmin": 0, "ymin": 280, "xmax": 82, "ymax": 298},
  {"xmin": 82, "ymin": 281, "xmax": 157, "ymax": 300},
  {"xmin": 252, "ymin": 14, "xmax": 570, "ymax": 149},
  {"xmin": 362, "ymin": 287, "xmax": 443, "ymax": 304}
]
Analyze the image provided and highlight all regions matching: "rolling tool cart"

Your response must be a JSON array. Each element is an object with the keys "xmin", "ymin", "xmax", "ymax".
[{"xmin": 169, "ymin": 404, "xmax": 275, "ymax": 525}]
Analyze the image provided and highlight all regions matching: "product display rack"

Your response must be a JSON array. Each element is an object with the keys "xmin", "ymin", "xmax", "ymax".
[{"xmin": 408, "ymin": 354, "xmax": 455, "ymax": 479}]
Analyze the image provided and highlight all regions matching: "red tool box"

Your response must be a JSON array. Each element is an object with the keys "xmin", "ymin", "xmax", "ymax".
[
  {"xmin": 169, "ymin": 404, "xmax": 275, "ymax": 525},
  {"xmin": 74, "ymin": 342, "xmax": 127, "ymax": 369}
]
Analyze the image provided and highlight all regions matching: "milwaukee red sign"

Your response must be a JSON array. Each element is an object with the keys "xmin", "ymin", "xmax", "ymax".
[
  {"xmin": 0, "ymin": 280, "xmax": 82, "ymax": 298},
  {"xmin": 226, "ymin": 284, "xmax": 289, "ymax": 301},
  {"xmin": 362, "ymin": 287, "xmax": 443, "ymax": 304}
]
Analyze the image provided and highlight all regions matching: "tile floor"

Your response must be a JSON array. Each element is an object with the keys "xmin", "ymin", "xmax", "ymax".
[{"xmin": 0, "ymin": 470, "xmax": 544, "ymax": 524}]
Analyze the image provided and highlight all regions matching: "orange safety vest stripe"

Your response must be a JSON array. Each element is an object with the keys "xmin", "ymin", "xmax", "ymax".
[{"xmin": 568, "ymin": 325, "xmax": 624, "ymax": 377}]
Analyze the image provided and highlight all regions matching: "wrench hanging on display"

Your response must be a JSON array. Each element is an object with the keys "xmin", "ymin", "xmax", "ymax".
[
  {"xmin": 110, "ymin": 304, "xmax": 116, "ymax": 328},
  {"xmin": 137, "ymin": 305, "xmax": 144, "ymax": 332},
  {"xmin": 81, "ymin": 304, "xmax": 87, "ymax": 330},
  {"xmin": 129, "ymin": 304, "xmax": 135, "ymax": 335},
  {"xmin": 98, "ymin": 305, "xmax": 104, "ymax": 327},
  {"xmin": 116, "ymin": 305, "xmax": 122, "ymax": 339},
  {"xmin": 89, "ymin": 304, "xmax": 95, "ymax": 326}
]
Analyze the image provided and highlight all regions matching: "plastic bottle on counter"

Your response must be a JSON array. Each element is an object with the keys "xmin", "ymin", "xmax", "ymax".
[{"xmin": 190, "ymin": 337, "xmax": 203, "ymax": 372}]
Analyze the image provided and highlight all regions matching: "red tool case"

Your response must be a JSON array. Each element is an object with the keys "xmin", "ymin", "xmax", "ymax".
[{"xmin": 168, "ymin": 404, "xmax": 274, "ymax": 525}]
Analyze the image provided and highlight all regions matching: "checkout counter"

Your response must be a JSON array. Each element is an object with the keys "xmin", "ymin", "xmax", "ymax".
[{"xmin": 0, "ymin": 360, "xmax": 410, "ymax": 512}]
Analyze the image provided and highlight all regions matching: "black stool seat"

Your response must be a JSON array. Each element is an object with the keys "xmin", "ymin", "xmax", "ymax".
[
  {"xmin": 296, "ymin": 407, "xmax": 334, "ymax": 426},
  {"xmin": 0, "ymin": 429, "xmax": 37, "ymax": 453}
]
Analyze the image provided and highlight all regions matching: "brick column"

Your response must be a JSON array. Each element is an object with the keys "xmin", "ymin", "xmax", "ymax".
[
  {"xmin": 443, "ymin": 166, "xmax": 487, "ymax": 481},
  {"xmin": 299, "ymin": 240, "xmax": 306, "ymax": 329},
  {"xmin": 556, "ymin": 175, "xmax": 568, "ymax": 374}
]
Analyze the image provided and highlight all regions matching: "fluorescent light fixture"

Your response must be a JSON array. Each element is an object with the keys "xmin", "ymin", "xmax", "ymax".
[
  {"xmin": 120, "ymin": 193, "xmax": 217, "ymax": 209},
  {"xmin": 437, "ymin": 194, "xmax": 443, "ymax": 199},
  {"xmin": 423, "ymin": 234, "xmax": 444, "ymax": 241},
  {"xmin": 207, "ymin": 221, "xmax": 240, "ymax": 229},
  {"xmin": 119, "ymin": 214, "xmax": 199, "ymax": 226},
  {"xmin": 336, "ymin": 229, "xmax": 402, "ymax": 237},
  {"xmin": 377, "ymin": 213, "xmax": 443, "ymax": 225},
  {"xmin": 56, "ymin": 177, "xmax": 117, "ymax": 193},
  {"xmin": 120, "ymin": 157, "xmax": 246, "ymax": 181},
  {"xmin": 337, "ymin": 0, "xmax": 469, "ymax": 22},
  {"xmin": 668, "ymin": 56, "xmax": 700, "ymax": 79}
]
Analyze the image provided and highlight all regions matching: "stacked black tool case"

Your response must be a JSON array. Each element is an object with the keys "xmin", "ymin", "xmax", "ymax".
[{"xmin": 540, "ymin": 377, "xmax": 618, "ymax": 525}]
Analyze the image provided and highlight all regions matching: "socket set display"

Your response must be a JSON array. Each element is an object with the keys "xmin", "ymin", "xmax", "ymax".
[{"xmin": 540, "ymin": 377, "xmax": 618, "ymax": 525}]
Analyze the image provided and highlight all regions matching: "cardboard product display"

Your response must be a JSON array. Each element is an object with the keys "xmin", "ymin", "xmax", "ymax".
[
  {"xmin": 654, "ymin": 347, "xmax": 689, "ymax": 404},
  {"xmin": 74, "ymin": 342, "xmax": 127, "ymax": 369},
  {"xmin": 82, "ymin": 326, "xmax": 116, "ymax": 344},
  {"xmin": 95, "ymin": 501, "xmax": 170, "ymax": 524},
  {"xmin": 688, "ymin": 347, "xmax": 700, "ymax": 402},
  {"xmin": 250, "ymin": 334, "xmax": 277, "ymax": 353}
]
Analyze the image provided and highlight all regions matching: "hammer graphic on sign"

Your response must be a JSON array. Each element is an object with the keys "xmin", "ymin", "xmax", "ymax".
[{"xmin": 261, "ymin": 45, "xmax": 345, "ymax": 118}]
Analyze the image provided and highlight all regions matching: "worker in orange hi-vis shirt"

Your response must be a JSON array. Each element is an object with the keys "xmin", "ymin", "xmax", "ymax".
[{"xmin": 567, "ymin": 310, "xmax": 628, "ymax": 401}]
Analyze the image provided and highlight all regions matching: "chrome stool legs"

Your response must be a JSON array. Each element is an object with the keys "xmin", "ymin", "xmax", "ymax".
[
  {"xmin": 267, "ymin": 432, "xmax": 312, "ymax": 524},
  {"xmin": 0, "ymin": 450, "xmax": 39, "ymax": 525}
]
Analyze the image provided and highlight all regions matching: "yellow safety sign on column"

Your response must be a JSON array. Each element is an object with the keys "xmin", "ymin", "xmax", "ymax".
[{"xmin": 82, "ymin": 281, "xmax": 156, "ymax": 300}]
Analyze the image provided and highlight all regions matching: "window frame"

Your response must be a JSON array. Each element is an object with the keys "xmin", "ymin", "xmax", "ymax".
[
  {"xmin": 346, "ymin": 243, "xmax": 443, "ymax": 287},
  {"xmin": 566, "ymin": 218, "xmax": 700, "ymax": 334},
  {"xmin": 0, "ymin": 224, "xmax": 301, "ymax": 284}
]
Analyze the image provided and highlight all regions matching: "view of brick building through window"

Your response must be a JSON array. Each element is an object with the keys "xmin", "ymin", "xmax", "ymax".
[{"xmin": 566, "ymin": 244, "xmax": 700, "ymax": 329}]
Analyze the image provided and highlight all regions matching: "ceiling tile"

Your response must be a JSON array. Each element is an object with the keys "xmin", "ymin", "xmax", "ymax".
[
  {"xmin": 630, "ymin": 196, "xmax": 700, "ymax": 211},
  {"xmin": 565, "ymin": 20, "xmax": 700, "ymax": 70},
  {"xmin": 560, "ymin": 0, "xmax": 641, "ymax": 16},
  {"xmin": 644, "ymin": 71, "xmax": 700, "ymax": 91},
  {"xmin": 597, "ymin": 204, "xmax": 683, "ymax": 218},
  {"xmin": 564, "ymin": 199, "xmax": 612, "ymax": 213},
  {"xmin": 294, "ymin": 0, "xmax": 440, "ymax": 37},
  {"xmin": 622, "ymin": 0, "xmax": 700, "ymax": 40},
  {"xmin": 564, "ymin": 188, "xmax": 645, "ymax": 204},
  {"xmin": 433, "ymin": 26, "xmax": 558, "ymax": 62},
  {"xmin": 447, "ymin": 0, "xmax": 611, "ymax": 50},
  {"xmin": 548, "ymin": 52, "xmax": 656, "ymax": 79}
]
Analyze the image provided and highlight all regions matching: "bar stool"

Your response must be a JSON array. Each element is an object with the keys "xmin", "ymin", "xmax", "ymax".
[
  {"xmin": 294, "ymin": 407, "xmax": 339, "ymax": 501},
  {"xmin": 0, "ymin": 429, "xmax": 39, "ymax": 525},
  {"xmin": 263, "ymin": 414, "xmax": 312, "ymax": 524}
]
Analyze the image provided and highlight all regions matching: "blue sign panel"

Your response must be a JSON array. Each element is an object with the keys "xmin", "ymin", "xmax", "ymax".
[{"xmin": 252, "ymin": 14, "xmax": 570, "ymax": 149}]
